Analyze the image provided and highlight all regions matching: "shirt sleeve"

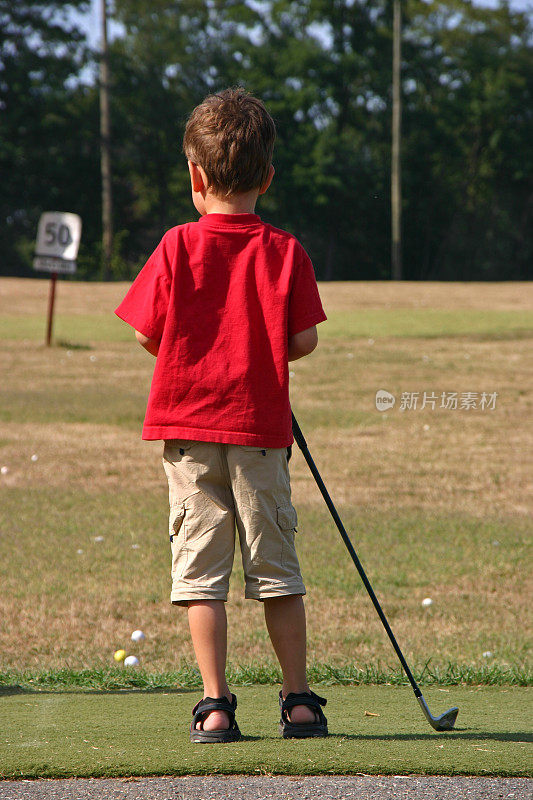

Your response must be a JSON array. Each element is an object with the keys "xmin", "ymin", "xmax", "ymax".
[
  {"xmin": 114, "ymin": 232, "xmax": 173, "ymax": 341},
  {"xmin": 287, "ymin": 244, "xmax": 327, "ymax": 337}
]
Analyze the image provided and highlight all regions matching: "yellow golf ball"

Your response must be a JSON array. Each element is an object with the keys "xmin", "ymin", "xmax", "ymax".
[{"xmin": 113, "ymin": 649, "xmax": 126, "ymax": 663}]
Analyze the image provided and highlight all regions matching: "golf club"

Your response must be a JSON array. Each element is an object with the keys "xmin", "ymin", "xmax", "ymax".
[{"xmin": 291, "ymin": 412, "xmax": 459, "ymax": 732}]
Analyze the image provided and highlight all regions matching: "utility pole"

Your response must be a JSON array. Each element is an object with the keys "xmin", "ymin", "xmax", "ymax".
[
  {"xmin": 391, "ymin": 0, "xmax": 402, "ymax": 280},
  {"xmin": 99, "ymin": 0, "xmax": 113, "ymax": 280}
]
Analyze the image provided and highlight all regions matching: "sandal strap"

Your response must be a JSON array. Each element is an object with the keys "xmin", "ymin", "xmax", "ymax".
[
  {"xmin": 280, "ymin": 690, "xmax": 327, "ymax": 713},
  {"xmin": 279, "ymin": 690, "xmax": 327, "ymax": 726},
  {"xmin": 191, "ymin": 694, "xmax": 237, "ymax": 729}
]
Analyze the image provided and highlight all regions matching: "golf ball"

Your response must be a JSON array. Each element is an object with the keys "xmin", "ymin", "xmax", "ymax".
[
  {"xmin": 1, "ymin": 466, "xmax": 8, "ymax": 475},
  {"xmin": 113, "ymin": 649, "xmax": 126, "ymax": 663},
  {"xmin": 131, "ymin": 630, "xmax": 145, "ymax": 642},
  {"xmin": 421, "ymin": 597, "xmax": 433, "ymax": 607},
  {"xmin": 31, "ymin": 454, "xmax": 39, "ymax": 462},
  {"xmin": 124, "ymin": 655, "xmax": 139, "ymax": 667}
]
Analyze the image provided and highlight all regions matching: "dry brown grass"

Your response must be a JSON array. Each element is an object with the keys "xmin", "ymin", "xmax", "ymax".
[
  {"xmin": 2, "ymin": 277, "xmax": 530, "ymax": 315},
  {"xmin": 317, "ymin": 280, "xmax": 532, "ymax": 311},
  {"xmin": 290, "ymin": 335, "xmax": 532, "ymax": 517},
  {"xmin": 1, "ymin": 335, "xmax": 530, "ymax": 515},
  {"xmin": 0, "ymin": 278, "xmax": 531, "ymax": 672}
]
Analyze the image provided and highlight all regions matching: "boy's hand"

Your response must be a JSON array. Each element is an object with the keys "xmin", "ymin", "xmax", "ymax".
[
  {"xmin": 288, "ymin": 326, "xmax": 318, "ymax": 362},
  {"xmin": 135, "ymin": 330, "xmax": 160, "ymax": 357}
]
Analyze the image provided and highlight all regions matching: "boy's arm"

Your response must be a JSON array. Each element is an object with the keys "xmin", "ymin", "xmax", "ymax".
[
  {"xmin": 135, "ymin": 330, "xmax": 160, "ymax": 357},
  {"xmin": 288, "ymin": 325, "xmax": 318, "ymax": 362}
]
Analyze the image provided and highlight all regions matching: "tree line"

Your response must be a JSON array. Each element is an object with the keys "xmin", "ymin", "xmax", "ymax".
[{"xmin": 1, "ymin": 0, "xmax": 531, "ymax": 281}]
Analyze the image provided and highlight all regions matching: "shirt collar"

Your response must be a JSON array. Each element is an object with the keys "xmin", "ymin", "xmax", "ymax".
[{"xmin": 197, "ymin": 213, "xmax": 262, "ymax": 228}]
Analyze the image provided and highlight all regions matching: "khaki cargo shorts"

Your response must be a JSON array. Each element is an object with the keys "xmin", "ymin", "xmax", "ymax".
[{"xmin": 162, "ymin": 440, "xmax": 306, "ymax": 606}]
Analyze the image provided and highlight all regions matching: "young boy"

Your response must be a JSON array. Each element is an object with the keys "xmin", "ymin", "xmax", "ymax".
[{"xmin": 115, "ymin": 88, "xmax": 328, "ymax": 742}]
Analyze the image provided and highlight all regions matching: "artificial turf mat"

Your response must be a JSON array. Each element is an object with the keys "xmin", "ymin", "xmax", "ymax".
[{"xmin": 1, "ymin": 686, "xmax": 531, "ymax": 779}]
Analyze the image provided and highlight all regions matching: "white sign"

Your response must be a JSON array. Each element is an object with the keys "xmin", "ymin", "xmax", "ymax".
[
  {"xmin": 33, "ymin": 256, "xmax": 77, "ymax": 275},
  {"xmin": 34, "ymin": 212, "xmax": 82, "ymax": 272}
]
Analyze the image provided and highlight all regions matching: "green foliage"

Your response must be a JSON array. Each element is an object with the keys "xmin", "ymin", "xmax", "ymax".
[
  {"xmin": 401, "ymin": 0, "xmax": 533, "ymax": 278},
  {"xmin": 0, "ymin": 0, "xmax": 531, "ymax": 279},
  {"xmin": 0, "ymin": 1, "xmax": 96, "ymax": 276}
]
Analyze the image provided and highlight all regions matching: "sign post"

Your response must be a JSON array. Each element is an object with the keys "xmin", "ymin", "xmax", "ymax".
[
  {"xmin": 46, "ymin": 272, "xmax": 58, "ymax": 347},
  {"xmin": 33, "ymin": 212, "xmax": 82, "ymax": 346}
]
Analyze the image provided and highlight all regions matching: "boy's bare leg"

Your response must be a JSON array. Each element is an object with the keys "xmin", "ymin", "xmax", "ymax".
[
  {"xmin": 263, "ymin": 594, "xmax": 316, "ymax": 724},
  {"xmin": 187, "ymin": 600, "xmax": 232, "ymax": 730}
]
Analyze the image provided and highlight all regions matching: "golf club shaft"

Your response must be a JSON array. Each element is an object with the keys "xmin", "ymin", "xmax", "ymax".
[{"xmin": 291, "ymin": 412, "xmax": 422, "ymax": 700}]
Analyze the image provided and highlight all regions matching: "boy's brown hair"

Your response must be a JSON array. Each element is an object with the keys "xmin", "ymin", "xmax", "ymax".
[{"xmin": 183, "ymin": 87, "xmax": 276, "ymax": 197}]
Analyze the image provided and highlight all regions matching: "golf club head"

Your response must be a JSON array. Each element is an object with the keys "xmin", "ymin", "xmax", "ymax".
[{"xmin": 417, "ymin": 695, "xmax": 459, "ymax": 731}]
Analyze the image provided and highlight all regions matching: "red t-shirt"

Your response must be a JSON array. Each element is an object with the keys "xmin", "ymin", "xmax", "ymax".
[{"xmin": 115, "ymin": 213, "xmax": 326, "ymax": 447}]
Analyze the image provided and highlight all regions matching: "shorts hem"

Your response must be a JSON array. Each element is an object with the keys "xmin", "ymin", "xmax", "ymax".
[
  {"xmin": 171, "ymin": 590, "xmax": 228, "ymax": 607},
  {"xmin": 245, "ymin": 584, "xmax": 306, "ymax": 602}
]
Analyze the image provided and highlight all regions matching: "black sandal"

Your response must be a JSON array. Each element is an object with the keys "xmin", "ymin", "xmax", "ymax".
[
  {"xmin": 278, "ymin": 690, "xmax": 328, "ymax": 738},
  {"xmin": 190, "ymin": 693, "xmax": 241, "ymax": 743}
]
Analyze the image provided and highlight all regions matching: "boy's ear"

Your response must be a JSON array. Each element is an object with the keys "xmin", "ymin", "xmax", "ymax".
[
  {"xmin": 188, "ymin": 160, "xmax": 208, "ymax": 193},
  {"xmin": 258, "ymin": 164, "xmax": 275, "ymax": 195}
]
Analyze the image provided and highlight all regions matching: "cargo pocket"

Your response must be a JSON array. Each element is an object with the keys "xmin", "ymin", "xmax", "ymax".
[
  {"xmin": 169, "ymin": 502, "xmax": 185, "ymax": 542},
  {"xmin": 277, "ymin": 504, "xmax": 300, "ymax": 571},
  {"xmin": 169, "ymin": 502, "xmax": 187, "ymax": 579},
  {"xmin": 276, "ymin": 504, "xmax": 298, "ymax": 533}
]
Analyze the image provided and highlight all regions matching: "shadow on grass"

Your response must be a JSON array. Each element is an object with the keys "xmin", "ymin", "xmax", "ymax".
[
  {"xmin": 326, "ymin": 731, "xmax": 533, "ymax": 744},
  {"xmin": 57, "ymin": 340, "xmax": 93, "ymax": 350}
]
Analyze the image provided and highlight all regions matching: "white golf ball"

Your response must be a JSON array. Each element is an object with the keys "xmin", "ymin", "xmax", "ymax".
[
  {"xmin": 482, "ymin": 651, "xmax": 493, "ymax": 658},
  {"xmin": 31, "ymin": 454, "xmax": 39, "ymax": 462},
  {"xmin": 1, "ymin": 466, "xmax": 9, "ymax": 475},
  {"xmin": 131, "ymin": 630, "xmax": 145, "ymax": 643},
  {"xmin": 124, "ymin": 655, "xmax": 139, "ymax": 667},
  {"xmin": 421, "ymin": 597, "xmax": 433, "ymax": 608}
]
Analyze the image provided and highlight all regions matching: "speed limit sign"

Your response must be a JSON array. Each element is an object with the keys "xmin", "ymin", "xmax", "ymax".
[
  {"xmin": 33, "ymin": 211, "xmax": 82, "ymax": 345},
  {"xmin": 33, "ymin": 212, "xmax": 82, "ymax": 274}
]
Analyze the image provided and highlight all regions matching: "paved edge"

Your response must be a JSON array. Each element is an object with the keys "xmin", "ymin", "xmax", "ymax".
[{"xmin": 0, "ymin": 775, "xmax": 532, "ymax": 800}]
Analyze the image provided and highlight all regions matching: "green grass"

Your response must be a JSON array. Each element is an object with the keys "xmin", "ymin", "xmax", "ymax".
[
  {"xmin": 0, "ymin": 313, "xmax": 131, "ymax": 342},
  {"xmin": 0, "ymin": 386, "xmax": 146, "ymax": 427},
  {"xmin": 324, "ymin": 309, "xmax": 533, "ymax": 340},
  {"xmin": 0, "ymin": 308, "xmax": 531, "ymax": 343},
  {"xmin": 1, "ymin": 663, "xmax": 530, "ymax": 692},
  {"xmin": 0, "ymin": 686, "xmax": 530, "ymax": 778}
]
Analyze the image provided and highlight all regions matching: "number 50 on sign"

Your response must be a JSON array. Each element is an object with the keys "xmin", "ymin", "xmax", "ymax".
[
  {"xmin": 33, "ymin": 211, "xmax": 82, "ymax": 345},
  {"xmin": 34, "ymin": 212, "xmax": 82, "ymax": 274}
]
